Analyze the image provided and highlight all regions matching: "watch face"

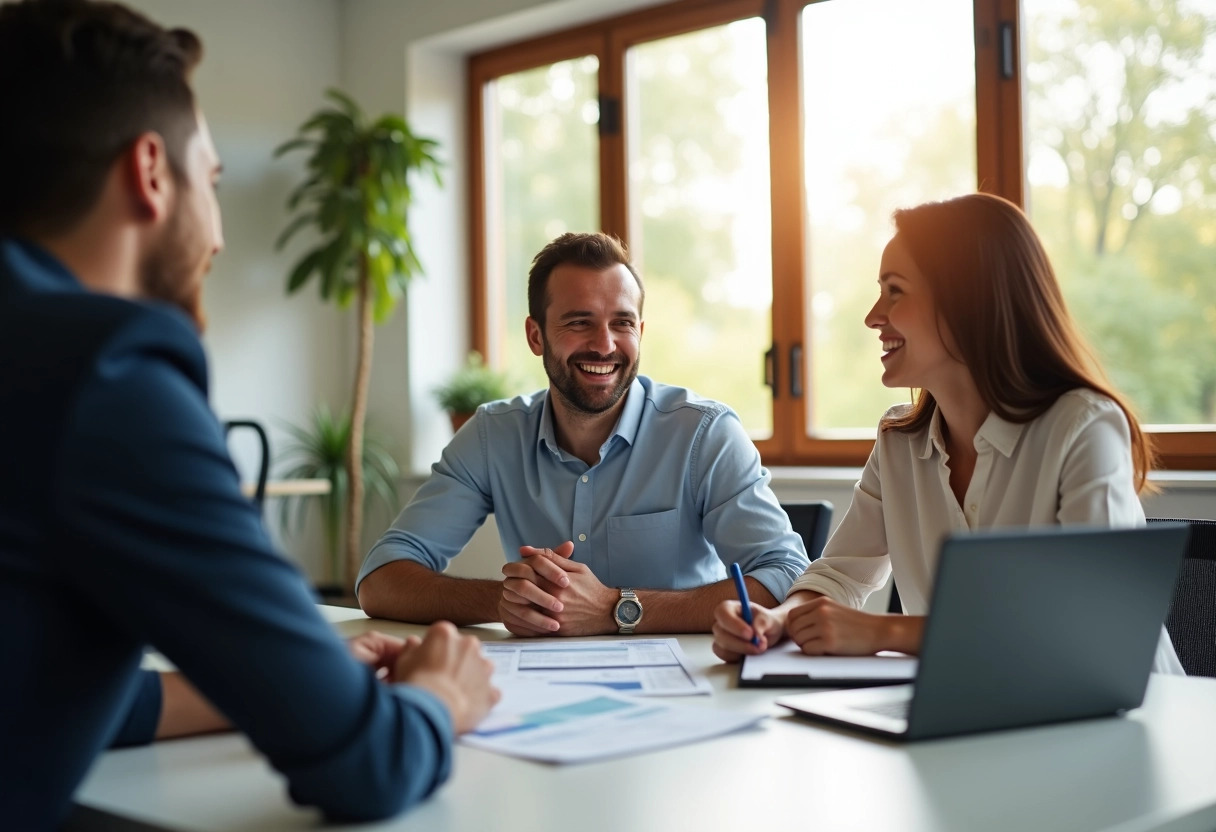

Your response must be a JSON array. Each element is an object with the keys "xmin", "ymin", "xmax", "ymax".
[{"xmin": 617, "ymin": 599, "xmax": 642, "ymax": 624}]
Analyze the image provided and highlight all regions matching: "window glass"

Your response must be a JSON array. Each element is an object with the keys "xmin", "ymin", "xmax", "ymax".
[
  {"xmin": 1024, "ymin": 0, "xmax": 1216, "ymax": 425},
  {"xmin": 626, "ymin": 19, "xmax": 774, "ymax": 438},
  {"xmin": 800, "ymin": 0, "xmax": 978, "ymax": 433},
  {"xmin": 485, "ymin": 57, "xmax": 600, "ymax": 393}
]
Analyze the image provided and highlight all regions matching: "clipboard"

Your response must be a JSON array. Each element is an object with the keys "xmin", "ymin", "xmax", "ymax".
[{"xmin": 738, "ymin": 642, "xmax": 918, "ymax": 688}]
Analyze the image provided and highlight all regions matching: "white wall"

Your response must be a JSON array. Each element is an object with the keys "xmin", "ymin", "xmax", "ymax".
[{"xmin": 129, "ymin": 0, "xmax": 349, "ymax": 579}]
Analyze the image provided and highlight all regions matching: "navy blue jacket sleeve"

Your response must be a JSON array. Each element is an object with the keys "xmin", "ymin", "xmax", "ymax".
[
  {"xmin": 49, "ymin": 312, "xmax": 453, "ymax": 822},
  {"xmin": 109, "ymin": 670, "xmax": 162, "ymax": 748}
]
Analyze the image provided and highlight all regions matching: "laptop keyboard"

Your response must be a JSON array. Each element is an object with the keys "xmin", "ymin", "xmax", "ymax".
[{"xmin": 855, "ymin": 697, "xmax": 911, "ymax": 721}]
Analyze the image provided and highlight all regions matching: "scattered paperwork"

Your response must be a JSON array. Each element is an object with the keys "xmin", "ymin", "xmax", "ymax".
[{"xmin": 464, "ymin": 681, "xmax": 763, "ymax": 764}]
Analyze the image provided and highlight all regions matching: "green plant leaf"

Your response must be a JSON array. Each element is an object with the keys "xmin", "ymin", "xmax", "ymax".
[
  {"xmin": 324, "ymin": 88, "xmax": 364, "ymax": 122},
  {"xmin": 286, "ymin": 248, "xmax": 325, "ymax": 294},
  {"xmin": 275, "ymin": 212, "xmax": 318, "ymax": 251},
  {"xmin": 273, "ymin": 136, "xmax": 315, "ymax": 158}
]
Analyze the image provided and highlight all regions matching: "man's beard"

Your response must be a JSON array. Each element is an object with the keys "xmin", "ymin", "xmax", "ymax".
[
  {"xmin": 139, "ymin": 200, "xmax": 208, "ymax": 331},
  {"xmin": 542, "ymin": 335, "xmax": 639, "ymax": 415}
]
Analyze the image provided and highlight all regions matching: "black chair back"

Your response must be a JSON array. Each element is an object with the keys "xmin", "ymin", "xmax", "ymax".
[
  {"xmin": 224, "ymin": 419, "xmax": 270, "ymax": 512},
  {"xmin": 780, "ymin": 501, "xmax": 833, "ymax": 563},
  {"xmin": 1147, "ymin": 517, "xmax": 1216, "ymax": 677}
]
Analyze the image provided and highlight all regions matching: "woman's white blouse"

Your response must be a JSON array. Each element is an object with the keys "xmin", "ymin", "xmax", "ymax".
[{"xmin": 788, "ymin": 388, "xmax": 1184, "ymax": 674}]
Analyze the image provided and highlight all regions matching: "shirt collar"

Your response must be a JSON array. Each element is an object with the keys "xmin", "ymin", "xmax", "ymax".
[
  {"xmin": 918, "ymin": 407, "xmax": 944, "ymax": 460},
  {"xmin": 612, "ymin": 377, "xmax": 646, "ymax": 447},
  {"xmin": 0, "ymin": 237, "xmax": 82, "ymax": 293},
  {"xmin": 919, "ymin": 403, "xmax": 1024, "ymax": 460},
  {"xmin": 976, "ymin": 409, "xmax": 1024, "ymax": 458},
  {"xmin": 537, "ymin": 377, "xmax": 646, "ymax": 459}
]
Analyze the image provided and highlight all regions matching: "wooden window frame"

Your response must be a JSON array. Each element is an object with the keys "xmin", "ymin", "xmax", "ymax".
[{"xmin": 468, "ymin": 0, "xmax": 1216, "ymax": 471}]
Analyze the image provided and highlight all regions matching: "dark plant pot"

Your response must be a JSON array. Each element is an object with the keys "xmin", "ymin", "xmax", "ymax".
[
  {"xmin": 314, "ymin": 583, "xmax": 357, "ymax": 608},
  {"xmin": 449, "ymin": 411, "xmax": 474, "ymax": 433}
]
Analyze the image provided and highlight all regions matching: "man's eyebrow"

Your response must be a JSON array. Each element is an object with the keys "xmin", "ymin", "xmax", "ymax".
[
  {"xmin": 556, "ymin": 309, "xmax": 639, "ymax": 321},
  {"xmin": 879, "ymin": 272, "xmax": 904, "ymax": 283}
]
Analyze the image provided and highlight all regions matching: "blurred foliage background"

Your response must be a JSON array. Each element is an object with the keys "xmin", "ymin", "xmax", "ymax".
[{"xmin": 482, "ymin": 0, "xmax": 1214, "ymax": 437}]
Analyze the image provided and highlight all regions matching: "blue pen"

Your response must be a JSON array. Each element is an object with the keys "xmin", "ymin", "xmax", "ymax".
[{"xmin": 729, "ymin": 562, "xmax": 760, "ymax": 646}]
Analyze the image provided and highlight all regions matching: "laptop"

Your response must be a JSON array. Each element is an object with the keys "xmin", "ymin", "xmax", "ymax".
[{"xmin": 777, "ymin": 524, "xmax": 1189, "ymax": 742}]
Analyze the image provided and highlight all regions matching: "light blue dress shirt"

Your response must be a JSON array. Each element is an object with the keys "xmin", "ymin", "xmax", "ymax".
[{"xmin": 358, "ymin": 376, "xmax": 809, "ymax": 601}]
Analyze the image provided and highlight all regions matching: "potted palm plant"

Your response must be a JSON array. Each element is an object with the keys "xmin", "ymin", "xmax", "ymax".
[
  {"xmin": 433, "ymin": 352, "xmax": 513, "ymax": 432},
  {"xmin": 275, "ymin": 89, "xmax": 441, "ymax": 591}
]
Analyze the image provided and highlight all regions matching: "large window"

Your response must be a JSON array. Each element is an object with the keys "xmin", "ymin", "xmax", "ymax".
[{"xmin": 470, "ymin": 0, "xmax": 1216, "ymax": 469}]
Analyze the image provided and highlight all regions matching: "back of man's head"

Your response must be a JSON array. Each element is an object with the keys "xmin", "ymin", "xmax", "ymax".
[{"xmin": 0, "ymin": 0, "xmax": 203, "ymax": 237}]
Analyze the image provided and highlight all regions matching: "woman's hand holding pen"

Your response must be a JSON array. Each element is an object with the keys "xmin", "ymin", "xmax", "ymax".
[{"xmin": 711, "ymin": 600, "xmax": 786, "ymax": 662}]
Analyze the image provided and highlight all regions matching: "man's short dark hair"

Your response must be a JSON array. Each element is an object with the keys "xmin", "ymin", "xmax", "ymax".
[
  {"xmin": 0, "ymin": 0, "xmax": 203, "ymax": 236},
  {"xmin": 527, "ymin": 232, "xmax": 644, "ymax": 326}
]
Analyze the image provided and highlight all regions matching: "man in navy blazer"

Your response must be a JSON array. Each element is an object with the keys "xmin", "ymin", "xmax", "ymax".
[{"xmin": 0, "ymin": 2, "xmax": 497, "ymax": 828}]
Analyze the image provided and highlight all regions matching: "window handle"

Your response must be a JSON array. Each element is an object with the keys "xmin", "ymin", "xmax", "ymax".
[
  {"xmin": 999, "ymin": 22, "xmax": 1015, "ymax": 80},
  {"xmin": 764, "ymin": 345, "xmax": 778, "ymax": 399},
  {"xmin": 790, "ymin": 343, "xmax": 803, "ymax": 399}
]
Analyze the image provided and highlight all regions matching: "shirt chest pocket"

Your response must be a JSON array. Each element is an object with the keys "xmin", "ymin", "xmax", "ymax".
[{"xmin": 605, "ymin": 509, "xmax": 680, "ymax": 588}]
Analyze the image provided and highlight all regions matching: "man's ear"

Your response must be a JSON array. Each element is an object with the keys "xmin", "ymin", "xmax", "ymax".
[
  {"xmin": 126, "ymin": 132, "xmax": 174, "ymax": 222},
  {"xmin": 525, "ymin": 317, "xmax": 544, "ymax": 357}
]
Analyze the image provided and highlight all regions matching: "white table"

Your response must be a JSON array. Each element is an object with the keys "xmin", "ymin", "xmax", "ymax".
[{"xmin": 73, "ymin": 607, "xmax": 1216, "ymax": 832}]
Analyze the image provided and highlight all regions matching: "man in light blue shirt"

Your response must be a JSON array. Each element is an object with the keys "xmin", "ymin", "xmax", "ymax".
[{"xmin": 357, "ymin": 232, "xmax": 808, "ymax": 636}]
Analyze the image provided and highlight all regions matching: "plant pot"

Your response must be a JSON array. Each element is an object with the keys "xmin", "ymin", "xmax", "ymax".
[
  {"xmin": 314, "ymin": 583, "xmax": 359, "ymax": 608},
  {"xmin": 449, "ymin": 411, "xmax": 474, "ymax": 433}
]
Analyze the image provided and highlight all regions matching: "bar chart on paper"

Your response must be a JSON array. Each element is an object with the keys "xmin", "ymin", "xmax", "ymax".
[{"xmin": 481, "ymin": 639, "xmax": 713, "ymax": 695}]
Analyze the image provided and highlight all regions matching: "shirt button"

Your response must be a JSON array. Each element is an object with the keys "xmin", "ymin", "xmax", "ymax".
[
  {"xmin": 969, "ymin": 504, "xmax": 977, "ymax": 513},
  {"xmin": 581, "ymin": 475, "xmax": 589, "ymax": 483},
  {"xmin": 578, "ymin": 533, "xmax": 587, "ymax": 542}
]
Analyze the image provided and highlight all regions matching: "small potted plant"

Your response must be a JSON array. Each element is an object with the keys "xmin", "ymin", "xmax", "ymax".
[{"xmin": 433, "ymin": 352, "xmax": 513, "ymax": 432}]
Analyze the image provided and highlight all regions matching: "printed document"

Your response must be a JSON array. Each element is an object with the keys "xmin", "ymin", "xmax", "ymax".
[
  {"xmin": 740, "ymin": 641, "xmax": 918, "ymax": 686},
  {"xmin": 482, "ymin": 638, "xmax": 712, "ymax": 695},
  {"xmin": 464, "ymin": 681, "xmax": 763, "ymax": 764}
]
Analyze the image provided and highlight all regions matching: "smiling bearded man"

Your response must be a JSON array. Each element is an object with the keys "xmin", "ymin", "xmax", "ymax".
[{"xmin": 357, "ymin": 232, "xmax": 811, "ymax": 639}]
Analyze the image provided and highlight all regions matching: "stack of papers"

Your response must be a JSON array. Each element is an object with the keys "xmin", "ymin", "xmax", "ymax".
[{"xmin": 464, "ymin": 638, "xmax": 759, "ymax": 763}]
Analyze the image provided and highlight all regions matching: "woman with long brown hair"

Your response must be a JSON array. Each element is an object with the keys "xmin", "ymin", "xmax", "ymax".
[{"xmin": 712, "ymin": 193, "xmax": 1182, "ymax": 673}]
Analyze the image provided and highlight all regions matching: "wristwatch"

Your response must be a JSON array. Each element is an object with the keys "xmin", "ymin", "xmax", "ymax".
[{"xmin": 613, "ymin": 588, "xmax": 643, "ymax": 634}]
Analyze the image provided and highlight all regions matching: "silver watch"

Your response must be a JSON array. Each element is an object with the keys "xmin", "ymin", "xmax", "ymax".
[{"xmin": 613, "ymin": 588, "xmax": 643, "ymax": 634}]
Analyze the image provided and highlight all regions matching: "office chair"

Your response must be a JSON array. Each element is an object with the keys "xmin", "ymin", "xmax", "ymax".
[
  {"xmin": 1147, "ymin": 517, "xmax": 1216, "ymax": 678},
  {"xmin": 780, "ymin": 501, "xmax": 906, "ymax": 613},
  {"xmin": 224, "ymin": 419, "xmax": 270, "ymax": 512},
  {"xmin": 780, "ymin": 501, "xmax": 833, "ymax": 563}
]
